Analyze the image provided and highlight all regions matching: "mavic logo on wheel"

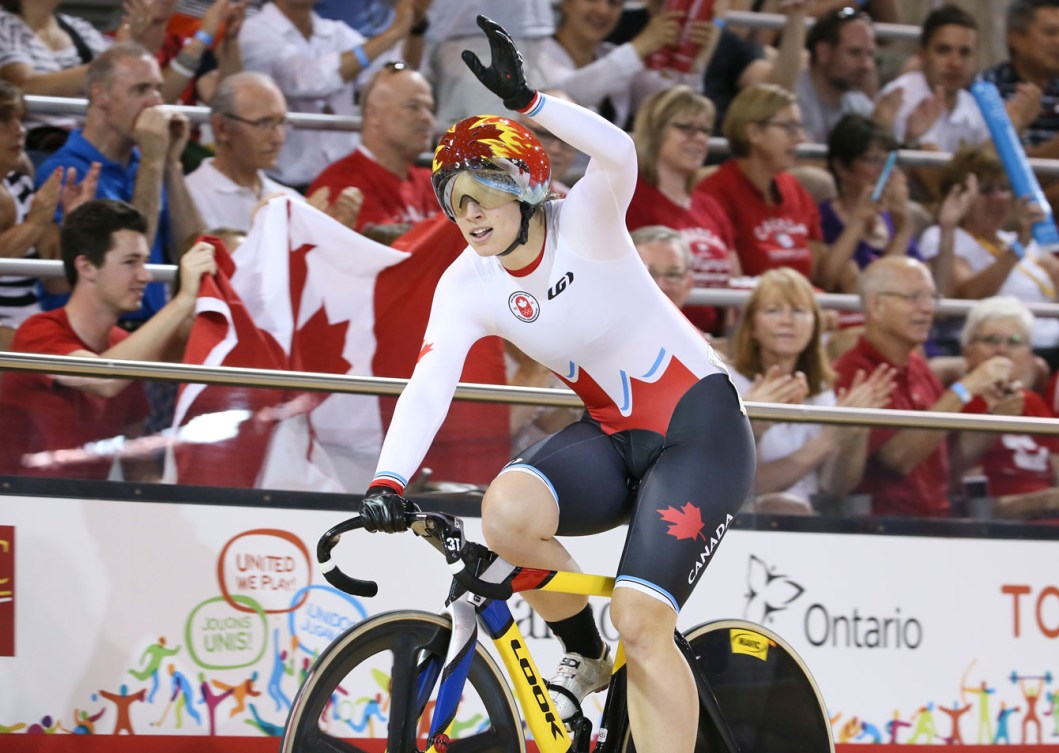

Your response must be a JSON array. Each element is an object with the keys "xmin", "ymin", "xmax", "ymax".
[{"xmin": 510, "ymin": 639, "xmax": 564, "ymax": 740}]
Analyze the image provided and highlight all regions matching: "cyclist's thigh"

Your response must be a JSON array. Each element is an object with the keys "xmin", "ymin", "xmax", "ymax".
[
  {"xmin": 617, "ymin": 373, "xmax": 755, "ymax": 610},
  {"xmin": 498, "ymin": 417, "xmax": 634, "ymax": 536}
]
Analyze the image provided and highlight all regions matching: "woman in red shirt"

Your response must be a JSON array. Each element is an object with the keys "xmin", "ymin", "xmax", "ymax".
[
  {"xmin": 626, "ymin": 85, "xmax": 740, "ymax": 333},
  {"xmin": 696, "ymin": 83, "xmax": 829, "ymax": 287}
]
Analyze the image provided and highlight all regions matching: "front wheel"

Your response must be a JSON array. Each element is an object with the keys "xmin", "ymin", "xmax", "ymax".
[{"xmin": 281, "ymin": 610, "xmax": 526, "ymax": 753}]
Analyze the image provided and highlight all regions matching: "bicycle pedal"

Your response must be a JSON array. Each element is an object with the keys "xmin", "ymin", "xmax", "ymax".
[{"xmin": 566, "ymin": 714, "xmax": 593, "ymax": 752}]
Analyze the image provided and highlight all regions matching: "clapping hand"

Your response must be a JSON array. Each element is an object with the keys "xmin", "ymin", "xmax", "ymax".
[
  {"xmin": 745, "ymin": 365, "xmax": 810, "ymax": 405},
  {"xmin": 938, "ymin": 173, "xmax": 978, "ymax": 231},
  {"xmin": 60, "ymin": 163, "xmax": 101, "ymax": 217}
]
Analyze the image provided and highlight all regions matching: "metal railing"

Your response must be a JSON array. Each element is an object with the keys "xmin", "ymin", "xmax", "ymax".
[
  {"xmin": 4, "ymin": 257, "xmax": 1058, "ymax": 319},
  {"xmin": 27, "ymin": 91, "xmax": 1059, "ymax": 178},
  {"xmin": 2, "ymin": 351, "xmax": 1058, "ymax": 435},
  {"xmin": 724, "ymin": 9, "xmax": 921, "ymax": 41}
]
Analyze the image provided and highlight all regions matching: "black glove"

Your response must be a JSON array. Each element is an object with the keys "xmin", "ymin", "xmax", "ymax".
[
  {"xmin": 461, "ymin": 15, "xmax": 536, "ymax": 111},
  {"xmin": 359, "ymin": 486, "xmax": 415, "ymax": 533}
]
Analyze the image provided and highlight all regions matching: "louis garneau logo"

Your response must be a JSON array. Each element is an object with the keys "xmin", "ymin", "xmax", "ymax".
[{"xmin": 508, "ymin": 291, "xmax": 540, "ymax": 323}]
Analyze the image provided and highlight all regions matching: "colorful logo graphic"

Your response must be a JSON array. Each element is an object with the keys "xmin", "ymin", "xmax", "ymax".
[
  {"xmin": 186, "ymin": 595, "xmax": 269, "ymax": 670},
  {"xmin": 218, "ymin": 529, "xmax": 312, "ymax": 614},
  {"xmin": 508, "ymin": 291, "xmax": 540, "ymax": 323}
]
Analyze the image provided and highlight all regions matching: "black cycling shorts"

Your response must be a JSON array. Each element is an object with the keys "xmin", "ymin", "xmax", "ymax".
[{"xmin": 498, "ymin": 373, "xmax": 755, "ymax": 611}]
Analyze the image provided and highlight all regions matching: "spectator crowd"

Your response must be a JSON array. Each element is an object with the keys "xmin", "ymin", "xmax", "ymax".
[{"xmin": 0, "ymin": 0, "xmax": 1058, "ymax": 521}]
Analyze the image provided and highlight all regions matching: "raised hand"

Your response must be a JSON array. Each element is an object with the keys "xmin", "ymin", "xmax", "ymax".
[
  {"xmin": 938, "ymin": 173, "xmax": 978, "ymax": 231},
  {"xmin": 963, "ymin": 355, "xmax": 1015, "ymax": 399},
  {"xmin": 836, "ymin": 364, "xmax": 896, "ymax": 410},
  {"xmin": 60, "ymin": 163, "xmax": 101, "ymax": 217},
  {"xmin": 200, "ymin": 0, "xmax": 232, "ymax": 38},
  {"xmin": 745, "ymin": 365, "xmax": 809, "ymax": 405},
  {"xmin": 1013, "ymin": 197, "xmax": 1046, "ymax": 246},
  {"xmin": 872, "ymin": 87, "xmax": 904, "ymax": 131},
  {"xmin": 632, "ymin": 8, "xmax": 683, "ymax": 58},
  {"xmin": 461, "ymin": 15, "xmax": 535, "ymax": 110},
  {"xmin": 176, "ymin": 240, "xmax": 218, "ymax": 301},
  {"xmin": 327, "ymin": 187, "xmax": 364, "ymax": 230},
  {"xmin": 1005, "ymin": 82, "xmax": 1043, "ymax": 134},
  {"xmin": 26, "ymin": 167, "xmax": 63, "ymax": 228},
  {"xmin": 905, "ymin": 86, "xmax": 946, "ymax": 144}
]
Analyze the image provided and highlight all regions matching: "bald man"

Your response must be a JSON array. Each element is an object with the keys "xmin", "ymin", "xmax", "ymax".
[
  {"xmin": 309, "ymin": 63, "xmax": 439, "ymax": 241},
  {"xmin": 832, "ymin": 257, "xmax": 1013, "ymax": 517}
]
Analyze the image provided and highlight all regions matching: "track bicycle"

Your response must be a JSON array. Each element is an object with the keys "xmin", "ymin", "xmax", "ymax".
[{"xmin": 281, "ymin": 507, "xmax": 836, "ymax": 753}]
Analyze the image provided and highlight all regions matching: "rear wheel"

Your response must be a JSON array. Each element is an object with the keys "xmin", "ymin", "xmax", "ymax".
[
  {"xmin": 281, "ymin": 610, "xmax": 525, "ymax": 753},
  {"xmin": 617, "ymin": 621, "xmax": 833, "ymax": 753},
  {"xmin": 684, "ymin": 619, "xmax": 835, "ymax": 753}
]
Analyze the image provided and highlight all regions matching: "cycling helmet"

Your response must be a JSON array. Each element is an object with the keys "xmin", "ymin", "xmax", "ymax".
[{"xmin": 432, "ymin": 114, "xmax": 551, "ymax": 222}]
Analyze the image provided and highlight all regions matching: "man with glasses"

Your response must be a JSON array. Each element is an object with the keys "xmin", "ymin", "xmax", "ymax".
[
  {"xmin": 832, "ymin": 257, "xmax": 1013, "ymax": 517},
  {"xmin": 631, "ymin": 225, "xmax": 695, "ymax": 311},
  {"xmin": 188, "ymin": 71, "xmax": 363, "ymax": 232},
  {"xmin": 308, "ymin": 62, "xmax": 438, "ymax": 241},
  {"xmin": 952, "ymin": 296, "xmax": 1059, "ymax": 515},
  {"xmin": 186, "ymin": 72, "xmax": 301, "ymax": 231},
  {"xmin": 796, "ymin": 6, "xmax": 879, "ymax": 145}
]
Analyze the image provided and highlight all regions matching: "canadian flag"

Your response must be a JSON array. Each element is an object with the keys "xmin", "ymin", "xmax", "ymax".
[{"xmin": 166, "ymin": 198, "xmax": 509, "ymax": 491}]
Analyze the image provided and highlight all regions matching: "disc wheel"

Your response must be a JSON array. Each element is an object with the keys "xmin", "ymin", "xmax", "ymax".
[{"xmin": 618, "ymin": 620, "xmax": 833, "ymax": 753}]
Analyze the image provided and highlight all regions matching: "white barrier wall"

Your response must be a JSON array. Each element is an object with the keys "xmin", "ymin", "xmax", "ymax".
[{"xmin": 1, "ymin": 493, "xmax": 1058, "ymax": 747}]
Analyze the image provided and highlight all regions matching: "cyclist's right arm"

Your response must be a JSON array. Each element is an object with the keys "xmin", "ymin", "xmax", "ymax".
[{"xmin": 369, "ymin": 256, "xmax": 492, "ymax": 497}]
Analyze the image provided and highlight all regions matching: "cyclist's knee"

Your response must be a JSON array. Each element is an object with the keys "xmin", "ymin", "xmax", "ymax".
[
  {"xmin": 610, "ymin": 588, "xmax": 677, "ymax": 659},
  {"xmin": 481, "ymin": 471, "xmax": 558, "ymax": 554}
]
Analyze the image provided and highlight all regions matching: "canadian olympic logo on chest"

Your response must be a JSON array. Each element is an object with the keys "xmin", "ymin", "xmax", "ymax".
[{"xmin": 508, "ymin": 291, "xmax": 541, "ymax": 323}]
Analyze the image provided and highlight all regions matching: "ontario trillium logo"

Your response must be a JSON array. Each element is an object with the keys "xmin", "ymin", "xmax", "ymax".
[{"xmin": 744, "ymin": 554, "xmax": 805, "ymax": 624}]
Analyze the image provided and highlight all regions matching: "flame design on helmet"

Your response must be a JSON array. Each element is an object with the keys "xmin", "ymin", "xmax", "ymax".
[{"xmin": 431, "ymin": 114, "xmax": 551, "ymax": 220}]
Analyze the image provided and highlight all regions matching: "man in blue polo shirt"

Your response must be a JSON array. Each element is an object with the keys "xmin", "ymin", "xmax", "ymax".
[{"xmin": 37, "ymin": 42, "xmax": 205, "ymax": 325}]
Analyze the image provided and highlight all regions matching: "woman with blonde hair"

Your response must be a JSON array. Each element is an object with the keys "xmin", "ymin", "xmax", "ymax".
[
  {"xmin": 627, "ymin": 84, "xmax": 740, "ymax": 334},
  {"xmin": 730, "ymin": 267, "xmax": 895, "ymax": 510},
  {"xmin": 697, "ymin": 83, "xmax": 841, "ymax": 290}
]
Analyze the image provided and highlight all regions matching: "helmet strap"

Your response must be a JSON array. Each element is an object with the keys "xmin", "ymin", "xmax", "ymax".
[{"xmin": 498, "ymin": 202, "xmax": 537, "ymax": 257}]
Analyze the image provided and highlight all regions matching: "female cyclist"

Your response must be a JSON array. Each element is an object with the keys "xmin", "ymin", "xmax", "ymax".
[{"xmin": 357, "ymin": 16, "xmax": 755, "ymax": 753}]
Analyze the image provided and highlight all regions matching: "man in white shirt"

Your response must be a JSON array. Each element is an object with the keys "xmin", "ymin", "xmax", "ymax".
[
  {"xmin": 238, "ymin": 0, "xmax": 417, "ymax": 188},
  {"xmin": 187, "ymin": 71, "xmax": 362, "ymax": 232},
  {"xmin": 796, "ymin": 6, "xmax": 878, "ymax": 144},
  {"xmin": 876, "ymin": 4, "xmax": 987, "ymax": 153},
  {"xmin": 186, "ymin": 72, "xmax": 299, "ymax": 231}
]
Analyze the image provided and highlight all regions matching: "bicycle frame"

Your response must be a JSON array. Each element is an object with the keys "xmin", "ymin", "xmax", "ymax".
[{"xmin": 422, "ymin": 553, "xmax": 619, "ymax": 753}]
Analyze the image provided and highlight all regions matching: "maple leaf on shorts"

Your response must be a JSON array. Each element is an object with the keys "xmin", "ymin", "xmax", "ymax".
[{"xmin": 658, "ymin": 502, "xmax": 706, "ymax": 541}]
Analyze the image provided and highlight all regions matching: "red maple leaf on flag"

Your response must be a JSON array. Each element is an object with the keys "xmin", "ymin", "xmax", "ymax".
[
  {"xmin": 418, "ymin": 341, "xmax": 434, "ymax": 363},
  {"xmin": 658, "ymin": 502, "xmax": 706, "ymax": 541}
]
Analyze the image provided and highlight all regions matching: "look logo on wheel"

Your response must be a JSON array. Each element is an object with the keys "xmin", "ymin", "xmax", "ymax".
[{"xmin": 508, "ymin": 291, "xmax": 540, "ymax": 322}]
